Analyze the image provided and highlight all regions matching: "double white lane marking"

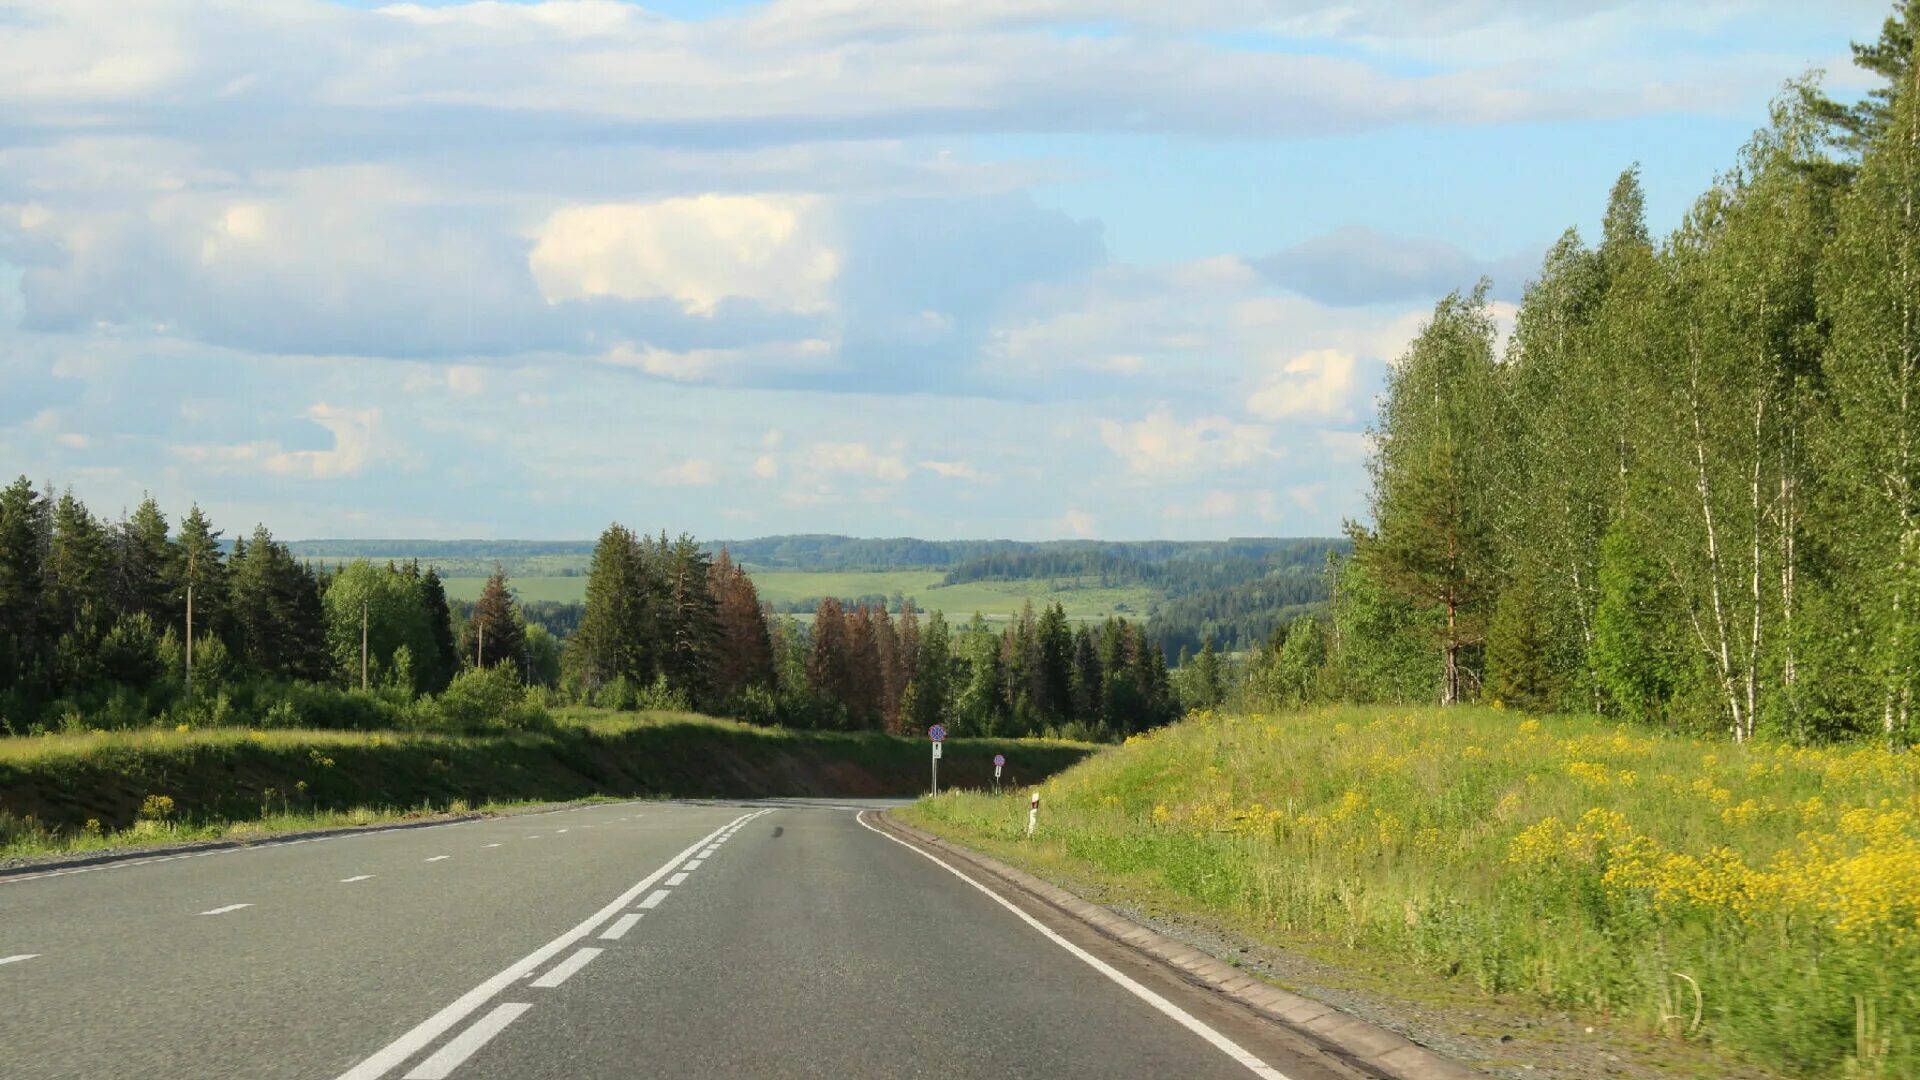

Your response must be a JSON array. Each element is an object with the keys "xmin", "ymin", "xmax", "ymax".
[
  {"xmin": 855, "ymin": 812, "xmax": 1294, "ymax": 1080},
  {"xmin": 335, "ymin": 810, "xmax": 763, "ymax": 1080}
]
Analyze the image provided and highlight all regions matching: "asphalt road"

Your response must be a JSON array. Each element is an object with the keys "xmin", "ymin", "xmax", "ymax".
[{"xmin": 0, "ymin": 799, "xmax": 1377, "ymax": 1080}]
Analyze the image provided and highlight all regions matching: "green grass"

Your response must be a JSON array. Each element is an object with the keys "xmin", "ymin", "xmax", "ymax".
[
  {"xmin": 0, "ymin": 710, "xmax": 1093, "ymax": 861},
  {"xmin": 440, "ymin": 569, "xmax": 1158, "ymax": 619},
  {"xmin": 903, "ymin": 705, "xmax": 1920, "ymax": 1079}
]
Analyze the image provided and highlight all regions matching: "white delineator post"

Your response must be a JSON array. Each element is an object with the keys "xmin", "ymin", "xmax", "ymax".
[{"xmin": 1027, "ymin": 792, "xmax": 1039, "ymax": 837}]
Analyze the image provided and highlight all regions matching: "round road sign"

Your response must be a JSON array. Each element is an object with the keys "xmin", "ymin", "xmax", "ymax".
[
  {"xmin": 928, "ymin": 724, "xmax": 947, "ymax": 742},
  {"xmin": 993, "ymin": 754, "xmax": 1006, "ymax": 767}
]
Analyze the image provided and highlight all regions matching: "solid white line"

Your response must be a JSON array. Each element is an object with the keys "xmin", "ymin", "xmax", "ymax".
[
  {"xmin": 401, "ymin": 1002, "xmax": 531, "ymax": 1080},
  {"xmin": 199, "ymin": 903, "xmax": 252, "ymax": 916},
  {"xmin": 682, "ymin": 860, "xmax": 703, "ymax": 870},
  {"xmin": 599, "ymin": 914, "xmax": 642, "ymax": 940},
  {"xmin": 424, "ymin": 856, "xmax": 450, "ymax": 863},
  {"xmin": 529, "ymin": 947, "xmax": 602, "ymax": 989},
  {"xmin": 0, "ymin": 954, "xmax": 38, "ymax": 967},
  {"xmin": 340, "ymin": 875, "xmax": 375, "ymax": 883},
  {"xmin": 637, "ymin": 889, "xmax": 670, "ymax": 910},
  {"xmin": 666, "ymin": 872, "xmax": 689, "ymax": 886},
  {"xmin": 333, "ymin": 812, "xmax": 752, "ymax": 1080},
  {"xmin": 855, "ymin": 813, "xmax": 1292, "ymax": 1080}
]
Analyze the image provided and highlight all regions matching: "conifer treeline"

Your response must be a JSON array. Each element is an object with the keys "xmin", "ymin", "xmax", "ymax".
[
  {"xmin": 1247, "ymin": 7, "xmax": 1920, "ymax": 742},
  {"xmin": 567, "ymin": 522, "xmax": 1180, "ymax": 736}
]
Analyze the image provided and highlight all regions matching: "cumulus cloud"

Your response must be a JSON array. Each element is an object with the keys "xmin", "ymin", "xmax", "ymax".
[
  {"xmin": 172, "ymin": 402, "xmax": 386, "ymax": 480},
  {"xmin": 1098, "ymin": 411, "xmax": 1280, "ymax": 475},
  {"xmin": 659, "ymin": 458, "xmax": 718, "ymax": 486},
  {"xmin": 529, "ymin": 195, "xmax": 841, "ymax": 316},
  {"xmin": 1247, "ymin": 349, "xmax": 1360, "ymax": 421},
  {"xmin": 1057, "ymin": 509, "xmax": 1098, "ymax": 539}
]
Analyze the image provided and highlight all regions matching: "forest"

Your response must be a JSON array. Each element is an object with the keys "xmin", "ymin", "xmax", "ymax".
[
  {"xmin": 1239, "ymin": 8, "xmax": 1920, "ymax": 744},
  {"xmin": 0, "ymin": 484, "xmax": 1181, "ymax": 740}
]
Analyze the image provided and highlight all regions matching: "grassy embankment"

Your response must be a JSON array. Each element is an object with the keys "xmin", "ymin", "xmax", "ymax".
[
  {"xmin": 0, "ymin": 709, "xmax": 1090, "ymax": 861},
  {"xmin": 904, "ymin": 706, "xmax": 1920, "ymax": 1078},
  {"xmin": 438, "ymin": 568, "xmax": 1157, "ymax": 620}
]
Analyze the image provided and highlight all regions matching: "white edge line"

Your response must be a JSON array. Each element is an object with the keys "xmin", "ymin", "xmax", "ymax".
[
  {"xmin": 854, "ymin": 812, "xmax": 1291, "ymax": 1080},
  {"xmin": 401, "ymin": 1002, "xmax": 532, "ymax": 1080},
  {"xmin": 332, "ymin": 811, "xmax": 753, "ymax": 1080},
  {"xmin": 529, "ymin": 947, "xmax": 602, "ymax": 989},
  {"xmin": 0, "ymin": 954, "xmax": 38, "ymax": 966}
]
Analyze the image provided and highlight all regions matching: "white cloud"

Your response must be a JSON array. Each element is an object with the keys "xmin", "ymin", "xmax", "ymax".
[
  {"xmin": 660, "ymin": 458, "xmax": 718, "ymax": 486},
  {"xmin": 602, "ymin": 338, "xmax": 836, "ymax": 383},
  {"xmin": 920, "ymin": 460, "xmax": 985, "ymax": 481},
  {"xmin": 1058, "ymin": 508, "xmax": 1097, "ymax": 538},
  {"xmin": 56, "ymin": 432, "xmax": 90, "ymax": 449},
  {"xmin": 529, "ymin": 195, "xmax": 841, "ymax": 317},
  {"xmin": 172, "ymin": 402, "xmax": 385, "ymax": 480},
  {"xmin": 752, "ymin": 454, "xmax": 780, "ymax": 479},
  {"xmin": 807, "ymin": 442, "xmax": 911, "ymax": 482},
  {"xmin": 1247, "ymin": 349, "xmax": 1359, "ymax": 421},
  {"xmin": 1098, "ymin": 411, "xmax": 1280, "ymax": 475}
]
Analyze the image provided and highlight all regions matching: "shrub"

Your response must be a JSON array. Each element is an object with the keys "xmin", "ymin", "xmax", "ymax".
[{"xmin": 429, "ymin": 667, "xmax": 552, "ymax": 733}]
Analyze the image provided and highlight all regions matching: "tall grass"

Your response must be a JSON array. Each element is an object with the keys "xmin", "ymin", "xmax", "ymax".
[{"xmin": 905, "ymin": 706, "xmax": 1920, "ymax": 1077}]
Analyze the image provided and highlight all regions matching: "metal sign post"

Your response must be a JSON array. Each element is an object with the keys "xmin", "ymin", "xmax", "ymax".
[
  {"xmin": 992, "ymin": 753, "xmax": 1005, "ymax": 793},
  {"xmin": 928, "ymin": 724, "xmax": 946, "ymax": 795}
]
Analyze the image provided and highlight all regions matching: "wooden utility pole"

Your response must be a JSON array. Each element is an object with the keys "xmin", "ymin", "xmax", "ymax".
[
  {"xmin": 360, "ymin": 599, "xmax": 369, "ymax": 691},
  {"xmin": 185, "ymin": 581, "xmax": 194, "ymax": 698},
  {"xmin": 477, "ymin": 622, "xmax": 485, "ymax": 669}
]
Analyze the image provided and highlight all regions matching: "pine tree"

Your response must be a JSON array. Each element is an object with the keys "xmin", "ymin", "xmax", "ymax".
[
  {"xmin": 571, "ymin": 524, "xmax": 654, "ymax": 692},
  {"xmin": 913, "ymin": 610, "xmax": 952, "ymax": 730},
  {"xmin": 807, "ymin": 597, "xmax": 853, "ymax": 725},
  {"xmin": 418, "ymin": 566, "xmax": 459, "ymax": 693},
  {"xmin": 466, "ymin": 567, "xmax": 527, "ymax": 680},
  {"xmin": 110, "ymin": 496, "xmax": 174, "ymax": 627},
  {"xmin": 659, "ymin": 537, "xmax": 719, "ymax": 705},
  {"xmin": 1358, "ymin": 284, "xmax": 1504, "ymax": 704},
  {"xmin": 0, "ymin": 477, "xmax": 47, "ymax": 692},
  {"xmin": 708, "ymin": 548, "xmax": 775, "ymax": 705}
]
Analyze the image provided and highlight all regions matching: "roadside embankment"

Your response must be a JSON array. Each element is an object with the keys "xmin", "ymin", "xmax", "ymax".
[
  {"xmin": 0, "ymin": 709, "xmax": 1091, "ymax": 860},
  {"xmin": 903, "ymin": 705, "xmax": 1920, "ymax": 1079}
]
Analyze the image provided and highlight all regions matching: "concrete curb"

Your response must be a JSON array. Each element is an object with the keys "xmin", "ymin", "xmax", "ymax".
[{"xmin": 878, "ymin": 812, "xmax": 1483, "ymax": 1080}]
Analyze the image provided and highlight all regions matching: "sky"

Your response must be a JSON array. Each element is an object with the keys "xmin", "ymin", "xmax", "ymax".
[{"xmin": 0, "ymin": 0, "xmax": 1891, "ymax": 541}]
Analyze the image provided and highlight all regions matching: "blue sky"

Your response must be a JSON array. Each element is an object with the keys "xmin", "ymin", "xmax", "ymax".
[{"xmin": 0, "ymin": 0, "xmax": 1889, "ymax": 541}]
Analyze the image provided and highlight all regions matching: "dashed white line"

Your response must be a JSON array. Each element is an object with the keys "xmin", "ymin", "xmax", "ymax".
[
  {"xmin": 665, "ymin": 872, "xmax": 690, "ymax": 886},
  {"xmin": 199, "ymin": 903, "xmax": 252, "ymax": 916},
  {"xmin": 483, "ymin": 844, "xmax": 502, "ymax": 849},
  {"xmin": 340, "ymin": 875, "xmax": 375, "ymax": 883},
  {"xmin": 683, "ymin": 860, "xmax": 703, "ymax": 870},
  {"xmin": 599, "ymin": 914, "xmax": 642, "ymax": 940},
  {"xmin": 0, "ymin": 954, "xmax": 38, "ymax": 967},
  {"xmin": 698, "ymin": 848, "xmax": 718, "ymax": 858},
  {"xmin": 529, "ymin": 947, "xmax": 602, "ymax": 989},
  {"xmin": 333, "ymin": 811, "xmax": 755, "ymax": 1080},
  {"xmin": 555, "ymin": 829, "xmax": 569, "ymax": 834},
  {"xmin": 856, "ymin": 812, "xmax": 1291, "ymax": 1080},
  {"xmin": 637, "ymin": 889, "xmax": 671, "ymax": 910},
  {"xmin": 401, "ymin": 1002, "xmax": 531, "ymax": 1080},
  {"xmin": 424, "ymin": 856, "xmax": 450, "ymax": 863},
  {"xmin": 525, "ymin": 835, "xmax": 541, "ymax": 840}
]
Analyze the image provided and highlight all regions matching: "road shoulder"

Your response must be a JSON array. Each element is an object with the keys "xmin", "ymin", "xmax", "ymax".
[{"xmin": 874, "ymin": 810, "xmax": 1481, "ymax": 1080}]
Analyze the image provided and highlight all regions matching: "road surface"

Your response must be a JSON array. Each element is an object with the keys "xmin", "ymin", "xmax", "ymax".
[{"xmin": 0, "ymin": 798, "xmax": 1378, "ymax": 1079}]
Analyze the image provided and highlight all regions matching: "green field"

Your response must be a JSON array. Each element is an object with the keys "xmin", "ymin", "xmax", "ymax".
[{"xmin": 441, "ymin": 568, "xmax": 1156, "ymax": 619}]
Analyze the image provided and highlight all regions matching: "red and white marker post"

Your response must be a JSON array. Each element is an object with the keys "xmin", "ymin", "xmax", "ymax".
[{"xmin": 1027, "ymin": 791, "xmax": 1040, "ymax": 837}]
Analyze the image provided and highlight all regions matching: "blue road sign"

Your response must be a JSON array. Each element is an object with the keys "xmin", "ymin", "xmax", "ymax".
[
  {"xmin": 993, "ymin": 754, "xmax": 1006, "ymax": 767},
  {"xmin": 928, "ymin": 724, "xmax": 947, "ymax": 742}
]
